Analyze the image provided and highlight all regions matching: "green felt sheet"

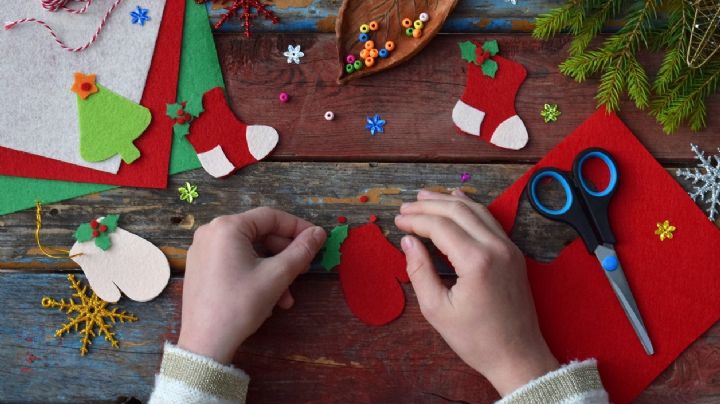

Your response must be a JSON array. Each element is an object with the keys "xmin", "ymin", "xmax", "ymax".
[{"xmin": 0, "ymin": 0, "xmax": 222, "ymax": 216}]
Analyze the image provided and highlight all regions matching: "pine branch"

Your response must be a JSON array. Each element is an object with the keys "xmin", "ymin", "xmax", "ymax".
[{"xmin": 533, "ymin": 1, "xmax": 586, "ymax": 40}]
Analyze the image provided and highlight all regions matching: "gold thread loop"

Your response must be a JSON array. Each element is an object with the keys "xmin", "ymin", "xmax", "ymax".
[{"xmin": 35, "ymin": 201, "xmax": 82, "ymax": 259}]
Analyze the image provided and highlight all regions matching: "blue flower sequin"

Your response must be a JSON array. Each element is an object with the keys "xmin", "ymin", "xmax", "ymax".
[{"xmin": 365, "ymin": 114, "xmax": 386, "ymax": 136}]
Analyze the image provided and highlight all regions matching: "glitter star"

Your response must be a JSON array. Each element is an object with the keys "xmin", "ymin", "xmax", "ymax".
[
  {"xmin": 365, "ymin": 114, "xmax": 386, "ymax": 135},
  {"xmin": 179, "ymin": 182, "xmax": 199, "ymax": 203},
  {"xmin": 654, "ymin": 220, "xmax": 676, "ymax": 241},
  {"xmin": 130, "ymin": 6, "xmax": 151, "ymax": 26},
  {"xmin": 41, "ymin": 274, "xmax": 137, "ymax": 356},
  {"xmin": 541, "ymin": 103, "xmax": 561, "ymax": 123},
  {"xmin": 284, "ymin": 44, "xmax": 304, "ymax": 64}
]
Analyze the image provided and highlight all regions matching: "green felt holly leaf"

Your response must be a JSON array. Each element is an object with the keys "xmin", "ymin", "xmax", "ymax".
[
  {"xmin": 482, "ymin": 40, "xmax": 499, "ymax": 56},
  {"xmin": 94, "ymin": 233, "xmax": 112, "ymax": 251},
  {"xmin": 74, "ymin": 223, "xmax": 94, "ymax": 243},
  {"xmin": 458, "ymin": 41, "xmax": 478, "ymax": 64},
  {"xmin": 166, "ymin": 102, "xmax": 184, "ymax": 119},
  {"xmin": 482, "ymin": 59, "xmax": 498, "ymax": 78},
  {"xmin": 321, "ymin": 224, "xmax": 349, "ymax": 271},
  {"xmin": 184, "ymin": 95, "xmax": 204, "ymax": 117},
  {"xmin": 100, "ymin": 214, "xmax": 119, "ymax": 233},
  {"xmin": 173, "ymin": 123, "xmax": 190, "ymax": 138}
]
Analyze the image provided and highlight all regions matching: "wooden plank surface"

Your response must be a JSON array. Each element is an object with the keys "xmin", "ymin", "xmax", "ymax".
[
  {"xmin": 217, "ymin": 33, "xmax": 720, "ymax": 165},
  {"xmin": 3, "ymin": 272, "xmax": 720, "ymax": 403}
]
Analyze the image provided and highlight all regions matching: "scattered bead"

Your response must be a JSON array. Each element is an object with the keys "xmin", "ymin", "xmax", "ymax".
[
  {"xmin": 364, "ymin": 40, "xmax": 375, "ymax": 50},
  {"xmin": 360, "ymin": 24, "xmax": 370, "ymax": 33},
  {"xmin": 324, "ymin": 111, "xmax": 335, "ymax": 121},
  {"xmin": 414, "ymin": 20, "xmax": 424, "ymax": 29},
  {"xmin": 385, "ymin": 41, "xmax": 395, "ymax": 51},
  {"xmin": 369, "ymin": 48, "xmax": 379, "ymax": 58},
  {"xmin": 460, "ymin": 172, "xmax": 471, "ymax": 183},
  {"xmin": 413, "ymin": 28, "xmax": 423, "ymax": 38},
  {"xmin": 359, "ymin": 33, "xmax": 370, "ymax": 42},
  {"xmin": 369, "ymin": 214, "xmax": 377, "ymax": 223},
  {"xmin": 378, "ymin": 48, "xmax": 389, "ymax": 58},
  {"xmin": 405, "ymin": 27, "xmax": 414, "ymax": 37},
  {"xmin": 345, "ymin": 63, "xmax": 355, "ymax": 73},
  {"xmin": 360, "ymin": 48, "xmax": 369, "ymax": 59},
  {"xmin": 353, "ymin": 60, "xmax": 363, "ymax": 70},
  {"xmin": 368, "ymin": 21, "xmax": 379, "ymax": 31},
  {"xmin": 401, "ymin": 18, "xmax": 413, "ymax": 28},
  {"xmin": 359, "ymin": 195, "xmax": 369, "ymax": 203},
  {"xmin": 365, "ymin": 57, "xmax": 375, "ymax": 67},
  {"xmin": 278, "ymin": 92, "xmax": 290, "ymax": 103},
  {"xmin": 419, "ymin": 12, "xmax": 430, "ymax": 22},
  {"xmin": 655, "ymin": 220, "xmax": 676, "ymax": 241},
  {"xmin": 337, "ymin": 216, "xmax": 347, "ymax": 224},
  {"xmin": 346, "ymin": 54, "xmax": 356, "ymax": 64}
]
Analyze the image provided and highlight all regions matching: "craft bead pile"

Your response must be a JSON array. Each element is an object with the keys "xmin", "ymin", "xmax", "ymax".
[{"xmin": 344, "ymin": 13, "xmax": 429, "ymax": 76}]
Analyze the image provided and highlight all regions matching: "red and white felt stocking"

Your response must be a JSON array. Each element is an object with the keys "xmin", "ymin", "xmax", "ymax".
[
  {"xmin": 188, "ymin": 87, "xmax": 279, "ymax": 178},
  {"xmin": 453, "ymin": 54, "xmax": 529, "ymax": 150}
]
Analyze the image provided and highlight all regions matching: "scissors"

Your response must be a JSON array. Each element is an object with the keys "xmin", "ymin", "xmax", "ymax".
[{"xmin": 526, "ymin": 148, "xmax": 654, "ymax": 355}]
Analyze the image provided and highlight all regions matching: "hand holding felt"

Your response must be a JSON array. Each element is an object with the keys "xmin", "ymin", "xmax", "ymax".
[
  {"xmin": 70, "ymin": 220, "xmax": 170, "ymax": 303},
  {"xmin": 487, "ymin": 108, "xmax": 720, "ymax": 402}
]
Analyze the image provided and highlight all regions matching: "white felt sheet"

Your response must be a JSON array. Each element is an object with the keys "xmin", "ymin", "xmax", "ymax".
[{"xmin": 0, "ymin": 0, "xmax": 166, "ymax": 173}]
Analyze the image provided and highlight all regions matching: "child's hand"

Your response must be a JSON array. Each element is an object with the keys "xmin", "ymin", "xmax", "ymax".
[
  {"xmin": 395, "ymin": 190, "xmax": 559, "ymax": 396},
  {"xmin": 177, "ymin": 208, "xmax": 327, "ymax": 364}
]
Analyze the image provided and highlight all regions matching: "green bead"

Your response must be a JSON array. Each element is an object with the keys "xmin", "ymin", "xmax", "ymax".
[
  {"xmin": 360, "ymin": 24, "xmax": 370, "ymax": 33},
  {"xmin": 345, "ymin": 64, "xmax": 355, "ymax": 73},
  {"xmin": 405, "ymin": 27, "xmax": 414, "ymax": 37},
  {"xmin": 413, "ymin": 20, "xmax": 423, "ymax": 29},
  {"xmin": 353, "ymin": 60, "xmax": 363, "ymax": 70}
]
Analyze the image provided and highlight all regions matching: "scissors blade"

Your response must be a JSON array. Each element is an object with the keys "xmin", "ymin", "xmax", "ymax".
[{"xmin": 594, "ymin": 244, "xmax": 655, "ymax": 355}]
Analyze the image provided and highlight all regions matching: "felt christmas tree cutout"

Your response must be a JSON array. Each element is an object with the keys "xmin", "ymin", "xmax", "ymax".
[
  {"xmin": 73, "ymin": 73, "xmax": 151, "ymax": 164},
  {"xmin": 69, "ymin": 215, "xmax": 170, "ymax": 303},
  {"xmin": 337, "ymin": 222, "xmax": 409, "ymax": 326},
  {"xmin": 167, "ymin": 87, "xmax": 279, "ymax": 178},
  {"xmin": 452, "ymin": 41, "xmax": 529, "ymax": 150}
]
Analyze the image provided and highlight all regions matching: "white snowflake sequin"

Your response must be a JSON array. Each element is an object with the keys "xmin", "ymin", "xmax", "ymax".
[
  {"xmin": 283, "ymin": 45, "xmax": 304, "ymax": 64},
  {"xmin": 676, "ymin": 143, "xmax": 720, "ymax": 221}
]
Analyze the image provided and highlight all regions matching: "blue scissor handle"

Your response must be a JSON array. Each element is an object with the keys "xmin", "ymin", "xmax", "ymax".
[
  {"xmin": 571, "ymin": 148, "xmax": 618, "ymax": 246},
  {"xmin": 528, "ymin": 169, "xmax": 574, "ymax": 217}
]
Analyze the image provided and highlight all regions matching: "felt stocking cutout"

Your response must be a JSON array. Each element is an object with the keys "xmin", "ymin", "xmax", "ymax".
[
  {"xmin": 337, "ymin": 223, "xmax": 409, "ymax": 326},
  {"xmin": 453, "ymin": 48, "xmax": 529, "ymax": 150},
  {"xmin": 184, "ymin": 87, "xmax": 279, "ymax": 178},
  {"xmin": 70, "ymin": 216, "xmax": 170, "ymax": 303}
]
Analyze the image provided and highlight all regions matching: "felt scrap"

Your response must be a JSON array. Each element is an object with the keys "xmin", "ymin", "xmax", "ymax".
[
  {"xmin": 486, "ymin": 108, "xmax": 720, "ymax": 403},
  {"xmin": 0, "ymin": 0, "xmax": 183, "ymax": 187},
  {"xmin": 0, "ymin": 0, "xmax": 167, "ymax": 173},
  {"xmin": 321, "ymin": 224, "xmax": 348, "ymax": 271},
  {"xmin": 337, "ymin": 223, "xmax": 409, "ymax": 326},
  {"xmin": 0, "ymin": 0, "xmax": 214, "ymax": 216},
  {"xmin": 70, "ymin": 217, "xmax": 170, "ymax": 303},
  {"xmin": 77, "ymin": 82, "xmax": 151, "ymax": 164}
]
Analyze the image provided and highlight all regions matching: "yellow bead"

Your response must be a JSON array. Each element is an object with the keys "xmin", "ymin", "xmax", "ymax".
[
  {"xmin": 413, "ymin": 28, "xmax": 423, "ymax": 38},
  {"xmin": 359, "ymin": 24, "xmax": 370, "ymax": 33},
  {"xmin": 359, "ymin": 48, "xmax": 369, "ymax": 59},
  {"xmin": 369, "ymin": 48, "xmax": 379, "ymax": 58},
  {"xmin": 364, "ymin": 40, "xmax": 375, "ymax": 50},
  {"xmin": 365, "ymin": 57, "xmax": 375, "ymax": 67},
  {"xmin": 414, "ymin": 20, "xmax": 423, "ymax": 29},
  {"xmin": 401, "ymin": 18, "xmax": 413, "ymax": 28},
  {"xmin": 368, "ymin": 21, "xmax": 379, "ymax": 31}
]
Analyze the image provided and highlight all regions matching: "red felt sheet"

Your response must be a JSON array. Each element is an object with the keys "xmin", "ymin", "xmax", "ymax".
[
  {"xmin": 0, "ymin": 0, "xmax": 185, "ymax": 188},
  {"xmin": 487, "ymin": 108, "xmax": 720, "ymax": 403}
]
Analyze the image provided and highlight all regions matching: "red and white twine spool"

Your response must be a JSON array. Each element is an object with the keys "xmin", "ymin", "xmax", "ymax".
[{"xmin": 4, "ymin": 0, "xmax": 123, "ymax": 52}]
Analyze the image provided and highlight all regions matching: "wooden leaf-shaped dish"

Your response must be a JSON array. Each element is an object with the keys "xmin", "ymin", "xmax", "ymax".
[{"xmin": 335, "ymin": 0, "xmax": 459, "ymax": 84}]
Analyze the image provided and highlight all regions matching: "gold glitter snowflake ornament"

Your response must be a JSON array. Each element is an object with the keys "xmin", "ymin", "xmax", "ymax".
[{"xmin": 41, "ymin": 274, "xmax": 138, "ymax": 356}]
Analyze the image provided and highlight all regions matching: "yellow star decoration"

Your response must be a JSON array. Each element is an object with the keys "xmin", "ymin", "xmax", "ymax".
[
  {"xmin": 178, "ymin": 182, "xmax": 199, "ymax": 203},
  {"xmin": 654, "ymin": 220, "xmax": 676, "ymax": 241},
  {"xmin": 41, "ymin": 274, "xmax": 137, "ymax": 356}
]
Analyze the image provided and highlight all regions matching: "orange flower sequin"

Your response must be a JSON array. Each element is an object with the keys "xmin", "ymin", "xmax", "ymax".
[{"xmin": 71, "ymin": 72, "xmax": 98, "ymax": 100}]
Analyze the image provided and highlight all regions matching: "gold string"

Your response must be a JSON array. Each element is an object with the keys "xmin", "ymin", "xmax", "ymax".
[{"xmin": 35, "ymin": 201, "xmax": 82, "ymax": 259}]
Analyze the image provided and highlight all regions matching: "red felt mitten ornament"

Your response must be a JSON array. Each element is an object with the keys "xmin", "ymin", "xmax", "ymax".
[
  {"xmin": 337, "ymin": 223, "xmax": 410, "ymax": 326},
  {"xmin": 453, "ymin": 40, "xmax": 529, "ymax": 150}
]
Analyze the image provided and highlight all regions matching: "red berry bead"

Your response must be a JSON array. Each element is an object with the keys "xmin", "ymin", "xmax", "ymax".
[
  {"xmin": 90, "ymin": 219, "xmax": 99, "ymax": 229},
  {"xmin": 92, "ymin": 230, "xmax": 100, "ymax": 237},
  {"xmin": 176, "ymin": 108, "xmax": 184, "ymax": 116},
  {"xmin": 369, "ymin": 214, "xmax": 377, "ymax": 223},
  {"xmin": 359, "ymin": 195, "xmax": 369, "ymax": 203},
  {"xmin": 337, "ymin": 216, "xmax": 347, "ymax": 224},
  {"xmin": 99, "ymin": 225, "xmax": 108, "ymax": 232}
]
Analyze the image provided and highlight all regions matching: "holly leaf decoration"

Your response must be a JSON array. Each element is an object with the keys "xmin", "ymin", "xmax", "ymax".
[
  {"xmin": 184, "ymin": 95, "xmax": 204, "ymax": 117},
  {"xmin": 94, "ymin": 233, "xmax": 112, "ymax": 251},
  {"xmin": 481, "ymin": 59, "xmax": 498, "ymax": 78},
  {"xmin": 482, "ymin": 40, "xmax": 499, "ymax": 56},
  {"xmin": 321, "ymin": 224, "xmax": 349, "ymax": 271},
  {"xmin": 173, "ymin": 123, "xmax": 190, "ymax": 137},
  {"xmin": 459, "ymin": 41, "xmax": 478, "ymax": 64},
  {"xmin": 74, "ymin": 223, "xmax": 94, "ymax": 243},
  {"xmin": 166, "ymin": 103, "xmax": 184, "ymax": 119},
  {"xmin": 100, "ymin": 214, "xmax": 119, "ymax": 233}
]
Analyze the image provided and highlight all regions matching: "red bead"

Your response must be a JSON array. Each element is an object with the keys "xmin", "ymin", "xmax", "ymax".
[
  {"xmin": 99, "ymin": 225, "xmax": 108, "ymax": 232},
  {"xmin": 176, "ymin": 108, "xmax": 184, "ymax": 116},
  {"xmin": 337, "ymin": 216, "xmax": 347, "ymax": 224},
  {"xmin": 90, "ymin": 219, "xmax": 99, "ymax": 229},
  {"xmin": 369, "ymin": 215, "xmax": 377, "ymax": 223},
  {"xmin": 80, "ymin": 83, "xmax": 92, "ymax": 92},
  {"xmin": 359, "ymin": 195, "xmax": 369, "ymax": 203},
  {"xmin": 92, "ymin": 230, "xmax": 100, "ymax": 237}
]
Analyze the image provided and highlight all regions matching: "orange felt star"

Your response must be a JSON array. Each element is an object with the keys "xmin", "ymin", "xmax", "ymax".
[{"xmin": 71, "ymin": 72, "xmax": 98, "ymax": 100}]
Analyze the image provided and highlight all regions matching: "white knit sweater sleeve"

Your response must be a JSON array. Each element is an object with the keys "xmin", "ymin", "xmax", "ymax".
[
  {"xmin": 497, "ymin": 359, "xmax": 609, "ymax": 404},
  {"xmin": 149, "ymin": 343, "xmax": 249, "ymax": 404}
]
